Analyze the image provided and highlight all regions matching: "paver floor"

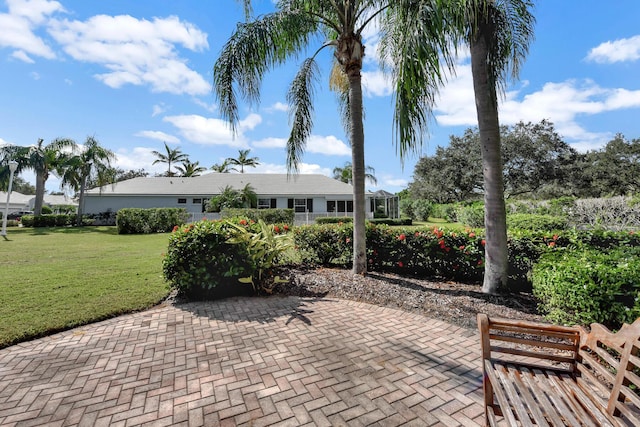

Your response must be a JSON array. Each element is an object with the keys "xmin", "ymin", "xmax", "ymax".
[{"xmin": 0, "ymin": 296, "xmax": 486, "ymax": 426}]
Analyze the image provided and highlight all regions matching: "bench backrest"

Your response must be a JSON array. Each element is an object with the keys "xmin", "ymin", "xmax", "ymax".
[{"xmin": 577, "ymin": 318, "xmax": 640, "ymax": 424}]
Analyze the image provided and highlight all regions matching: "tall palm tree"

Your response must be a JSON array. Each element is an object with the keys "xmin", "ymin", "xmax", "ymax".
[
  {"xmin": 452, "ymin": 0, "xmax": 535, "ymax": 293},
  {"xmin": 215, "ymin": 0, "xmax": 454, "ymax": 274},
  {"xmin": 226, "ymin": 149, "xmax": 260, "ymax": 173},
  {"xmin": 333, "ymin": 161, "xmax": 377, "ymax": 186},
  {"xmin": 151, "ymin": 142, "xmax": 188, "ymax": 177},
  {"xmin": 175, "ymin": 159, "xmax": 206, "ymax": 177},
  {"xmin": 61, "ymin": 136, "xmax": 116, "ymax": 226},
  {"xmin": 211, "ymin": 160, "xmax": 232, "ymax": 173}
]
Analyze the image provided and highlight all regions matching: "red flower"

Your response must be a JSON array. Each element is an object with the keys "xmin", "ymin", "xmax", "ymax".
[
  {"xmin": 274, "ymin": 225, "xmax": 281, "ymax": 233},
  {"xmin": 346, "ymin": 237, "xmax": 351, "ymax": 243},
  {"xmin": 548, "ymin": 241, "xmax": 556, "ymax": 248},
  {"xmin": 172, "ymin": 225, "xmax": 179, "ymax": 232},
  {"xmin": 283, "ymin": 224, "xmax": 289, "ymax": 231},
  {"xmin": 398, "ymin": 233, "xmax": 406, "ymax": 241},
  {"xmin": 459, "ymin": 245, "xmax": 465, "ymax": 250},
  {"xmin": 397, "ymin": 261, "xmax": 404, "ymax": 268},
  {"xmin": 481, "ymin": 239, "xmax": 486, "ymax": 246},
  {"xmin": 415, "ymin": 231, "xmax": 420, "ymax": 237},
  {"xmin": 468, "ymin": 232, "xmax": 476, "ymax": 238},
  {"xmin": 552, "ymin": 234, "xmax": 559, "ymax": 240},
  {"xmin": 239, "ymin": 219, "xmax": 248, "ymax": 226},
  {"xmin": 477, "ymin": 259, "xmax": 483, "ymax": 266}
]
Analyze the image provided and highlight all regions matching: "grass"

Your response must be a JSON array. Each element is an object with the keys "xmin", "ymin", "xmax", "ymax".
[{"xmin": 0, "ymin": 226, "xmax": 171, "ymax": 349}]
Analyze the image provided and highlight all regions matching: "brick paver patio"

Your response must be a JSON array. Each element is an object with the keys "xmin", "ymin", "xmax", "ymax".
[{"xmin": 0, "ymin": 296, "xmax": 486, "ymax": 426}]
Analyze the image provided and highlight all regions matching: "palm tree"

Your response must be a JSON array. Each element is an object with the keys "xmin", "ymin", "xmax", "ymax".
[
  {"xmin": 226, "ymin": 149, "xmax": 260, "ymax": 173},
  {"xmin": 211, "ymin": 160, "xmax": 232, "ymax": 173},
  {"xmin": 151, "ymin": 142, "xmax": 188, "ymax": 177},
  {"xmin": 455, "ymin": 0, "xmax": 535, "ymax": 293},
  {"xmin": 214, "ymin": 1, "xmax": 454, "ymax": 274},
  {"xmin": 333, "ymin": 162, "xmax": 377, "ymax": 186},
  {"xmin": 175, "ymin": 159, "xmax": 206, "ymax": 177},
  {"xmin": 60, "ymin": 136, "xmax": 116, "ymax": 226}
]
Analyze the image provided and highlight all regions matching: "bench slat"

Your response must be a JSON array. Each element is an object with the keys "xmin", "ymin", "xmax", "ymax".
[
  {"xmin": 495, "ymin": 363, "xmax": 536, "ymax": 427},
  {"xmin": 508, "ymin": 365, "xmax": 550, "ymax": 427},
  {"xmin": 484, "ymin": 359, "xmax": 520, "ymax": 426}
]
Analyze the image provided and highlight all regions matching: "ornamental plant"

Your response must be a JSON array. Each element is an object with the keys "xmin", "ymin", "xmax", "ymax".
[
  {"xmin": 226, "ymin": 219, "xmax": 293, "ymax": 293},
  {"xmin": 162, "ymin": 219, "xmax": 254, "ymax": 299}
]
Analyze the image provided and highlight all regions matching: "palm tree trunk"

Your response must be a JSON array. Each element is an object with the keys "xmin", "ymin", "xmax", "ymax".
[
  {"xmin": 76, "ymin": 175, "xmax": 87, "ymax": 226},
  {"xmin": 348, "ymin": 72, "xmax": 367, "ymax": 275},
  {"xmin": 470, "ymin": 28, "xmax": 509, "ymax": 294},
  {"xmin": 34, "ymin": 171, "xmax": 46, "ymax": 216}
]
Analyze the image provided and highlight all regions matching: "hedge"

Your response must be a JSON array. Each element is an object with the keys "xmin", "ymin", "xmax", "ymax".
[
  {"xmin": 116, "ymin": 208, "xmax": 189, "ymax": 234},
  {"xmin": 221, "ymin": 208, "xmax": 294, "ymax": 225}
]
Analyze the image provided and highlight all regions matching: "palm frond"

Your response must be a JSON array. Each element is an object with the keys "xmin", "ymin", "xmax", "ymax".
[{"xmin": 286, "ymin": 57, "xmax": 320, "ymax": 174}]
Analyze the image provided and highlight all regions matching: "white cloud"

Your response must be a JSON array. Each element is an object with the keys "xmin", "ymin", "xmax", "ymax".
[
  {"xmin": 163, "ymin": 114, "xmax": 246, "ymax": 147},
  {"xmin": 239, "ymin": 113, "xmax": 262, "ymax": 131},
  {"xmin": 362, "ymin": 69, "xmax": 393, "ymax": 98},
  {"xmin": 30, "ymin": 71, "xmax": 40, "ymax": 80},
  {"xmin": 10, "ymin": 49, "xmax": 34, "ymax": 62},
  {"xmin": 152, "ymin": 104, "xmax": 167, "ymax": 117},
  {"xmin": 587, "ymin": 35, "xmax": 640, "ymax": 63},
  {"xmin": 114, "ymin": 146, "xmax": 166, "ymax": 175},
  {"xmin": 134, "ymin": 130, "xmax": 180, "ymax": 144},
  {"xmin": 307, "ymin": 135, "xmax": 351, "ymax": 156},
  {"xmin": 267, "ymin": 101, "xmax": 288, "ymax": 113},
  {"xmin": 434, "ymin": 60, "xmax": 640, "ymax": 151},
  {"xmin": 192, "ymin": 98, "xmax": 217, "ymax": 113},
  {"xmin": 0, "ymin": 0, "xmax": 61, "ymax": 60},
  {"xmin": 253, "ymin": 137, "xmax": 286, "ymax": 149},
  {"xmin": 48, "ymin": 14, "xmax": 210, "ymax": 95}
]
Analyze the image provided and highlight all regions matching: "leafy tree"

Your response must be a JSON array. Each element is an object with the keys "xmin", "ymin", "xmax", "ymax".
[
  {"xmin": 60, "ymin": 137, "xmax": 116, "ymax": 226},
  {"xmin": 333, "ymin": 162, "xmax": 377, "ymax": 186},
  {"xmin": 226, "ymin": 149, "xmax": 260, "ymax": 173},
  {"xmin": 11, "ymin": 177, "xmax": 36, "ymax": 195},
  {"xmin": 215, "ymin": 0, "xmax": 456, "ymax": 274},
  {"xmin": 175, "ymin": 160, "xmax": 206, "ymax": 177},
  {"xmin": 211, "ymin": 160, "xmax": 232, "ymax": 173},
  {"xmin": 205, "ymin": 184, "xmax": 257, "ymax": 212},
  {"xmin": 151, "ymin": 142, "xmax": 188, "ymax": 177},
  {"xmin": 583, "ymin": 135, "xmax": 640, "ymax": 196}
]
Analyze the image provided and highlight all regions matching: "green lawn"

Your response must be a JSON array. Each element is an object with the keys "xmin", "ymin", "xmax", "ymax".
[{"xmin": 0, "ymin": 227, "xmax": 171, "ymax": 348}]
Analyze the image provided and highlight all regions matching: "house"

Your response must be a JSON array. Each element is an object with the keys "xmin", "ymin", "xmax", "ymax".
[
  {"xmin": 0, "ymin": 191, "xmax": 77, "ymax": 214},
  {"xmin": 84, "ymin": 173, "xmax": 374, "ymax": 223}
]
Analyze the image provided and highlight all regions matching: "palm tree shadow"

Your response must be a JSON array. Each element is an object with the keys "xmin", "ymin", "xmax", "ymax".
[{"xmin": 174, "ymin": 293, "xmax": 330, "ymax": 326}]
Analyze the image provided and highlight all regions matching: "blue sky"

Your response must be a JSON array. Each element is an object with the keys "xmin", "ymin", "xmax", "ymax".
[{"xmin": 1, "ymin": 0, "xmax": 639, "ymax": 194}]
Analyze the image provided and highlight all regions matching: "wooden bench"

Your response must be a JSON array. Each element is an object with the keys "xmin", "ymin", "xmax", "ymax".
[{"xmin": 478, "ymin": 314, "xmax": 640, "ymax": 426}]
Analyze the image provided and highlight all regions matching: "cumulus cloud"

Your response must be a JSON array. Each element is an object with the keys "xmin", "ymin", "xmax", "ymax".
[
  {"xmin": 114, "ymin": 146, "xmax": 166, "ymax": 175},
  {"xmin": 134, "ymin": 130, "xmax": 180, "ymax": 144},
  {"xmin": 48, "ymin": 14, "xmax": 210, "ymax": 95},
  {"xmin": 0, "ymin": 0, "xmax": 62, "ymax": 59},
  {"xmin": 253, "ymin": 137, "xmax": 286, "ymax": 149},
  {"xmin": 10, "ymin": 49, "xmax": 34, "ymax": 62},
  {"xmin": 255, "ymin": 134, "xmax": 349, "ymax": 156},
  {"xmin": 362, "ymin": 69, "xmax": 393, "ymax": 97},
  {"xmin": 434, "ymin": 60, "xmax": 640, "ymax": 151},
  {"xmin": 253, "ymin": 162, "xmax": 333, "ymax": 176},
  {"xmin": 266, "ymin": 102, "xmax": 288, "ymax": 113},
  {"xmin": 163, "ymin": 113, "xmax": 260, "ymax": 147},
  {"xmin": 152, "ymin": 104, "xmax": 167, "ymax": 117},
  {"xmin": 586, "ymin": 35, "xmax": 640, "ymax": 63}
]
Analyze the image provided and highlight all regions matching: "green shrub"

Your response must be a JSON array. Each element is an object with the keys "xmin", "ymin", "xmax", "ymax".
[
  {"xmin": 116, "ymin": 208, "xmax": 188, "ymax": 234},
  {"xmin": 456, "ymin": 204, "xmax": 485, "ymax": 227},
  {"xmin": 507, "ymin": 214, "xmax": 568, "ymax": 232},
  {"xmin": 533, "ymin": 248, "xmax": 640, "ymax": 328},
  {"xmin": 19, "ymin": 214, "xmax": 74, "ymax": 227},
  {"xmin": 399, "ymin": 198, "xmax": 415, "ymax": 219},
  {"xmin": 41, "ymin": 206, "xmax": 53, "ymax": 215},
  {"xmin": 163, "ymin": 219, "xmax": 255, "ymax": 299},
  {"xmin": 412, "ymin": 199, "xmax": 433, "ymax": 221},
  {"xmin": 315, "ymin": 217, "xmax": 353, "ymax": 224},
  {"xmin": 221, "ymin": 208, "xmax": 294, "ymax": 225},
  {"xmin": 293, "ymin": 223, "xmax": 352, "ymax": 265}
]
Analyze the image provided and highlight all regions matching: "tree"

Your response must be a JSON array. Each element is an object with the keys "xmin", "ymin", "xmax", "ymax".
[
  {"xmin": 333, "ymin": 162, "xmax": 377, "ymax": 186},
  {"xmin": 211, "ymin": 160, "xmax": 232, "ymax": 173},
  {"xmin": 151, "ymin": 142, "xmax": 188, "ymax": 177},
  {"xmin": 205, "ymin": 184, "xmax": 257, "ymax": 212},
  {"xmin": 60, "ymin": 137, "xmax": 116, "ymax": 226},
  {"xmin": 1, "ymin": 138, "xmax": 77, "ymax": 214},
  {"xmin": 11, "ymin": 177, "xmax": 36, "ymax": 195},
  {"xmin": 226, "ymin": 149, "xmax": 259, "ymax": 173},
  {"xmin": 175, "ymin": 160, "xmax": 206, "ymax": 177},
  {"xmin": 214, "ymin": 0, "xmax": 455, "ymax": 274},
  {"xmin": 583, "ymin": 135, "xmax": 640, "ymax": 196},
  {"xmin": 459, "ymin": 0, "xmax": 535, "ymax": 294}
]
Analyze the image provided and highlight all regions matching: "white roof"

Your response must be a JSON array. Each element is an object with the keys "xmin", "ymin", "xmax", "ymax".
[{"xmin": 85, "ymin": 173, "xmax": 358, "ymax": 197}]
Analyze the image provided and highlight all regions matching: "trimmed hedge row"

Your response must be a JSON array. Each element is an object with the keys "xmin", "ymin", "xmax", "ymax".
[
  {"xmin": 221, "ymin": 208, "xmax": 294, "ymax": 225},
  {"xmin": 116, "ymin": 208, "xmax": 189, "ymax": 234},
  {"xmin": 20, "ymin": 214, "xmax": 89, "ymax": 227}
]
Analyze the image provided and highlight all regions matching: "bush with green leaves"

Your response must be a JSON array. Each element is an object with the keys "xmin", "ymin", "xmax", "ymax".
[
  {"xmin": 41, "ymin": 206, "xmax": 53, "ymax": 215},
  {"xmin": 221, "ymin": 208, "xmax": 294, "ymax": 225},
  {"xmin": 163, "ymin": 219, "xmax": 255, "ymax": 299},
  {"xmin": 432, "ymin": 203, "xmax": 459, "ymax": 222},
  {"xmin": 411, "ymin": 199, "xmax": 433, "ymax": 221},
  {"xmin": 293, "ymin": 223, "xmax": 352, "ymax": 265},
  {"xmin": 315, "ymin": 216, "xmax": 353, "ymax": 224},
  {"xmin": 456, "ymin": 203, "xmax": 485, "ymax": 227},
  {"xmin": 367, "ymin": 218, "xmax": 412, "ymax": 226},
  {"xmin": 116, "ymin": 208, "xmax": 188, "ymax": 234},
  {"xmin": 533, "ymin": 248, "xmax": 640, "ymax": 328},
  {"xmin": 399, "ymin": 198, "xmax": 415, "ymax": 219},
  {"xmin": 507, "ymin": 214, "xmax": 568, "ymax": 232},
  {"xmin": 20, "ymin": 214, "xmax": 75, "ymax": 227}
]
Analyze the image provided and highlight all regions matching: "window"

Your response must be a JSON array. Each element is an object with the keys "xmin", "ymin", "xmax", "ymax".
[
  {"xmin": 177, "ymin": 198, "xmax": 187, "ymax": 204},
  {"xmin": 329, "ymin": 200, "xmax": 353, "ymax": 213},
  {"xmin": 192, "ymin": 198, "xmax": 202, "ymax": 204},
  {"xmin": 327, "ymin": 201, "xmax": 336, "ymax": 212},
  {"xmin": 258, "ymin": 198, "xmax": 272, "ymax": 209},
  {"xmin": 294, "ymin": 198, "xmax": 307, "ymax": 213}
]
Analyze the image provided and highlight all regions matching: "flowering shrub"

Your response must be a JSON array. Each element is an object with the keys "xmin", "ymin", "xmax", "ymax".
[{"xmin": 163, "ymin": 219, "xmax": 255, "ymax": 299}]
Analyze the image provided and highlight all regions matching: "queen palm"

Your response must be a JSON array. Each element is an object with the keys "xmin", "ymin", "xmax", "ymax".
[
  {"xmin": 226, "ymin": 149, "xmax": 259, "ymax": 173},
  {"xmin": 448, "ymin": 0, "xmax": 535, "ymax": 293},
  {"xmin": 211, "ymin": 160, "xmax": 232, "ymax": 173},
  {"xmin": 60, "ymin": 137, "xmax": 116, "ymax": 226},
  {"xmin": 215, "ymin": 0, "xmax": 455, "ymax": 274},
  {"xmin": 333, "ymin": 162, "xmax": 377, "ymax": 186},
  {"xmin": 175, "ymin": 159, "xmax": 206, "ymax": 177},
  {"xmin": 152, "ymin": 142, "xmax": 188, "ymax": 177}
]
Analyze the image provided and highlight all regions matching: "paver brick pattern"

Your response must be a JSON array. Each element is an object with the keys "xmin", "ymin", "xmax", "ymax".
[{"xmin": 0, "ymin": 296, "xmax": 487, "ymax": 426}]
